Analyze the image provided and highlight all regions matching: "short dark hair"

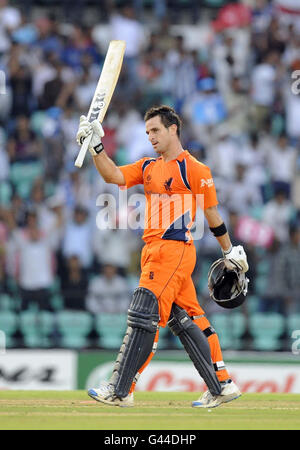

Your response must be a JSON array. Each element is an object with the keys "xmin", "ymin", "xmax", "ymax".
[{"xmin": 144, "ymin": 105, "xmax": 182, "ymax": 137}]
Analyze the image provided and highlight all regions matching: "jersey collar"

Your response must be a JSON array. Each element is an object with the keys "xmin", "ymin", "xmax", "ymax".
[
  {"xmin": 158, "ymin": 150, "xmax": 189, "ymax": 163},
  {"xmin": 176, "ymin": 150, "xmax": 189, "ymax": 162}
]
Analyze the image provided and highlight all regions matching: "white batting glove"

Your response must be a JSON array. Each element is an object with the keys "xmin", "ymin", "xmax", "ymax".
[
  {"xmin": 223, "ymin": 245, "xmax": 249, "ymax": 273},
  {"xmin": 76, "ymin": 115, "xmax": 105, "ymax": 156}
]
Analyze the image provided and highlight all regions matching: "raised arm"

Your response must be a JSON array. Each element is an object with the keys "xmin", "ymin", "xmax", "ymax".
[{"xmin": 92, "ymin": 152, "xmax": 126, "ymax": 185}]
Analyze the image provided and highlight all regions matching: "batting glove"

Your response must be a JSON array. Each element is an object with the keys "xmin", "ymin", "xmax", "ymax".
[
  {"xmin": 223, "ymin": 245, "xmax": 249, "ymax": 273},
  {"xmin": 76, "ymin": 115, "xmax": 105, "ymax": 156}
]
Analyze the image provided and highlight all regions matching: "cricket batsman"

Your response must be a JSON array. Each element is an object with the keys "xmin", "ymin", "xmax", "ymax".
[{"xmin": 76, "ymin": 105, "xmax": 249, "ymax": 408}]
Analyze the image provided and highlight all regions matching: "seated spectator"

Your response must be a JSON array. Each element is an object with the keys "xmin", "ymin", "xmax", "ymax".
[
  {"xmin": 61, "ymin": 255, "xmax": 88, "ymax": 311},
  {"xmin": 86, "ymin": 264, "xmax": 131, "ymax": 314}
]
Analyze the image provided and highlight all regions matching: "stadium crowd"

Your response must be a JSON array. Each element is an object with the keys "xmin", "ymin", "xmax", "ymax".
[{"xmin": 0, "ymin": 0, "xmax": 300, "ymax": 349}]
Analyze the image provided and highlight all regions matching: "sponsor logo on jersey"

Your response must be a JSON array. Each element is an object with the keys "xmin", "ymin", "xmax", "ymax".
[{"xmin": 200, "ymin": 178, "xmax": 214, "ymax": 188}]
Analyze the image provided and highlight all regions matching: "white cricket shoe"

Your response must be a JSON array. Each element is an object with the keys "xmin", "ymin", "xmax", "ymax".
[
  {"xmin": 192, "ymin": 380, "xmax": 241, "ymax": 408},
  {"xmin": 88, "ymin": 381, "xmax": 134, "ymax": 407}
]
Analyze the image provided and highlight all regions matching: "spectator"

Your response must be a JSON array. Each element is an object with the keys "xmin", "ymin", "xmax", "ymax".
[
  {"xmin": 239, "ymin": 133, "xmax": 268, "ymax": 193},
  {"xmin": 267, "ymin": 133, "xmax": 297, "ymax": 198},
  {"xmin": 258, "ymin": 239, "xmax": 286, "ymax": 314},
  {"xmin": 0, "ymin": 0, "xmax": 22, "ymax": 54},
  {"xmin": 182, "ymin": 77, "xmax": 227, "ymax": 146},
  {"xmin": 93, "ymin": 227, "xmax": 139, "ymax": 275},
  {"xmin": 9, "ymin": 209, "xmax": 62, "ymax": 311},
  {"xmin": 39, "ymin": 60, "xmax": 74, "ymax": 110},
  {"xmin": 62, "ymin": 205, "xmax": 93, "ymax": 269},
  {"xmin": 28, "ymin": 179, "xmax": 58, "ymax": 234},
  {"xmin": 7, "ymin": 115, "xmax": 41, "ymax": 163},
  {"xmin": 86, "ymin": 264, "xmax": 131, "ymax": 314},
  {"xmin": 8, "ymin": 42, "xmax": 33, "ymax": 117},
  {"xmin": 109, "ymin": 6, "xmax": 147, "ymax": 91},
  {"xmin": 222, "ymin": 76, "xmax": 250, "ymax": 137},
  {"xmin": 61, "ymin": 255, "xmax": 88, "ymax": 311},
  {"xmin": 206, "ymin": 128, "xmax": 239, "ymax": 180},
  {"xmin": 0, "ymin": 128, "xmax": 9, "ymax": 181},
  {"xmin": 274, "ymin": 225, "xmax": 300, "ymax": 314},
  {"xmin": 224, "ymin": 163, "xmax": 263, "ymax": 215},
  {"xmin": 250, "ymin": 51, "xmax": 279, "ymax": 131},
  {"xmin": 262, "ymin": 189, "xmax": 295, "ymax": 243}
]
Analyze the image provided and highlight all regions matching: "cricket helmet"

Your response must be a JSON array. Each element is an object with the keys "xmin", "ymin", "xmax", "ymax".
[{"xmin": 208, "ymin": 258, "xmax": 249, "ymax": 309}]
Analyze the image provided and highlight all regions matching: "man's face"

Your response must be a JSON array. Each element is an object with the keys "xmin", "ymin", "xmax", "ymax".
[{"xmin": 145, "ymin": 115, "xmax": 177, "ymax": 155}]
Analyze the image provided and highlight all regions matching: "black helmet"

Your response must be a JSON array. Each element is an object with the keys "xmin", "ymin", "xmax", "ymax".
[{"xmin": 208, "ymin": 258, "xmax": 249, "ymax": 309}]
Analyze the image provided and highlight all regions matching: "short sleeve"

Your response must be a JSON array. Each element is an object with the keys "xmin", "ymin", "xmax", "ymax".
[
  {"xmin": 189, "ymin": 162, "xmax": 218, "ymax": 210},
  {"xmin": 118, "ymin": 158, "xmax": 147, "ymax": 189}
]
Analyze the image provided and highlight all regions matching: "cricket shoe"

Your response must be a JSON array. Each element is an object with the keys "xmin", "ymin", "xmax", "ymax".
[
  {"xmin": 88, "ymin": 382, "xmax": 134, "ymax": 407},
  {"xmin": 192, "ymin": 379, "xmax": 241, "ymax": 409}
]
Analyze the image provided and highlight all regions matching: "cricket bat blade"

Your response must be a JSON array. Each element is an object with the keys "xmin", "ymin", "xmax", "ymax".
[{"xmin": 74, "ymin": 40, "xmax": 126, "ymax": 168}]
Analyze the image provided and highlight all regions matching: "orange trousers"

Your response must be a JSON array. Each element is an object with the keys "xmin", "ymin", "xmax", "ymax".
[{"xmin": 129, "ymin": 239, "xmax": 229, "ymax": 393}]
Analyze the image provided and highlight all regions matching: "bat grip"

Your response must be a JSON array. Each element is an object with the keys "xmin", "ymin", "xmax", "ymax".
[{"xmin": 74, "ymin": 134, "xmax": 92, "ymax": 168}]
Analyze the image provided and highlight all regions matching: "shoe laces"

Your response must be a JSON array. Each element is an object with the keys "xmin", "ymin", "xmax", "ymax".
[
  {"xmin": 202, "ymin": 390, "xmax": 216, "ymax": 404},
  {"xmin": 99, "ymin": 382, "xmax": 115, "ymax": 397}
]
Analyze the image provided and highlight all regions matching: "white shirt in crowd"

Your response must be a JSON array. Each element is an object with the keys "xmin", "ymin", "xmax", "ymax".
[
  {"xmin": 86, "ymin": 274, "xmax": 130, "ymax": 314},
  {"xmin": 267, "ymin": 144, "xmax": 297, "ymax": 184},
  {"xmin": 62, "ymin": 220, "xmax": 93, "ymax": 268},
  {"xmin": 251, "ymin": 63, "xmax": 276, "ymax": 106},
  {"xmin": 10, "ymin": 230, "xmax": 56, "ymax": 290},
  {"xmin": 109, "ymin": 12, "xmax": 146, "ymax": 58},
  {"xmin": 262, "ymin": 198, "xmax": 294, "ymax": 243},
  {"xmin": 93, "ymin": 228, "xmax": 138, "ymax": 269}
]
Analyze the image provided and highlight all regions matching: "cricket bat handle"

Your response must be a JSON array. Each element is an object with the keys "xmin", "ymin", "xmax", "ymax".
[{"xmin": 74, "ymin": 134, "xmax": 92, "ymax": 168}]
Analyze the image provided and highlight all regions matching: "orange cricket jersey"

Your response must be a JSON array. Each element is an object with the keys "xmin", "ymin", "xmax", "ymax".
[{"xmin": 119, "ymin": 150, "xmax": 218, "ymax": 243}]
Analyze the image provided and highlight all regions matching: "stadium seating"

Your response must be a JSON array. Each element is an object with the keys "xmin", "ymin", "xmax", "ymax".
[
  {"xmin": 56, "ymin": 310, "xmax": 93, "ymax": 348},
  {"xmin": 0, "ymin": 294, "xmax": 14, "ymax": 311},
  {"xmin": 10, "ymin": 162, "xmax": 44, "ymax": 199},
  {"xmin": 209, "ymin": 312, "xmax": 247, "ymax": 350},
  {"xmin": 249, "ymin": 312, "xmax": 285, "ymax": 351},
  {"xmin": 0, "ymin": 311, "xmax": 18, "ymax": 347},
  {"xmin": 95, "ymin": 313, "xmax": 127, "ymax": 349},
  {"xmin": 0, "ymin": 181, "xmax": 12, "ymax": 207},
  {"xmin": 157, "ymin": 326, "xmax": 175, "ymax": 349},
  {"xmin": 286, "ymin": 314, "xmax": 300, "ymax": 351},
  {"xmin": 19, "ymin": 311, "xmax": 56, "ymax": 347}
]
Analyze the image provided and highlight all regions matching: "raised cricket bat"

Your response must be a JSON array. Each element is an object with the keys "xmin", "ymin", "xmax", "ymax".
[{"xmin": 74, "ymin": 40, "xmax": 126, "ymax": 168}]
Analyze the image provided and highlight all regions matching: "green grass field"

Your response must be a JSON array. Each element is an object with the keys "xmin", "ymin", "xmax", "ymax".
[{"xmin": 0, "ymin": 391, "xmax": 299, "ymax": 430}]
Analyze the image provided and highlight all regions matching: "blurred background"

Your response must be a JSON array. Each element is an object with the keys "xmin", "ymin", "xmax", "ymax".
[{"xmin": 1, "ymin": 0, "xmax": 300, "ymax": 391}]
